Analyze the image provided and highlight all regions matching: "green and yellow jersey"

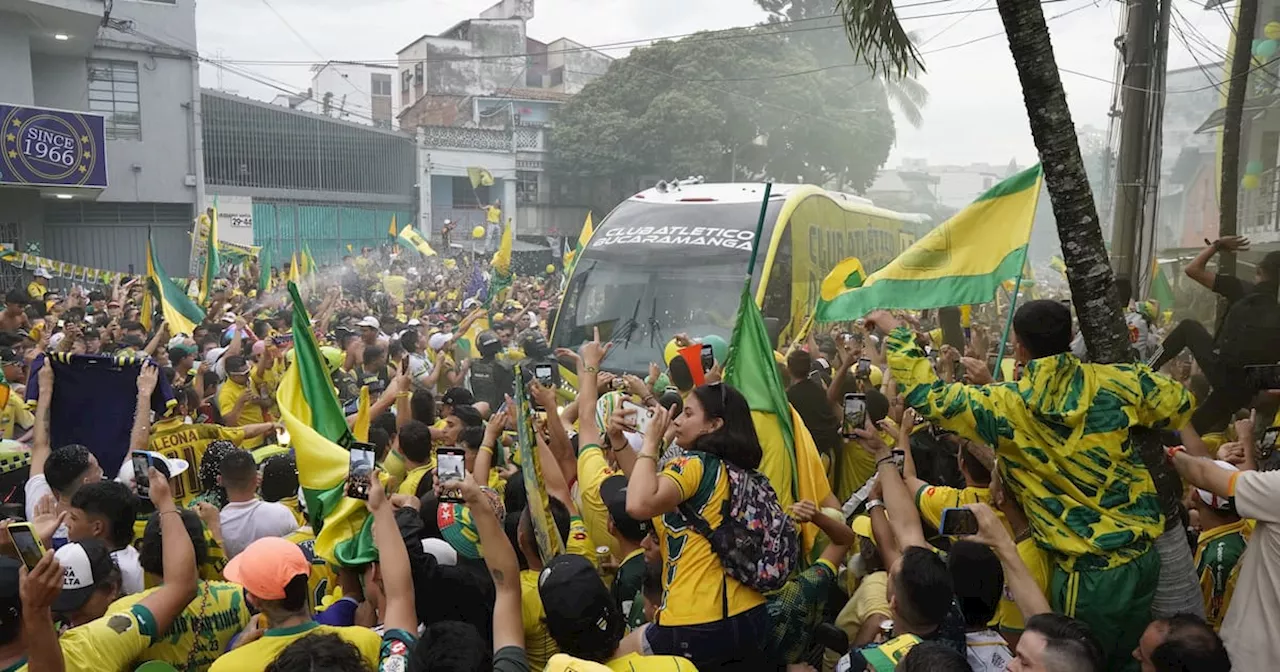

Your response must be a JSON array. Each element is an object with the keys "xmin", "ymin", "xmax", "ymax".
[
  {"xmin": 107, "ymin": 581, "xmax": 249, "ymax": 672},
  {"xmin": 149, "ymin": 416, "xmax": 247, "ymax": 508},
  {"xmin": 885, "ymin": 326, "xmax": 1193, "ymax": 572},
  {"xmin": 1195, "ymin": 518, "xmax": 1251, "ymax": 630}
]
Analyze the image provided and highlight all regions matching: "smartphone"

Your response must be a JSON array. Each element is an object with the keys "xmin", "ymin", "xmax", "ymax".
[
  {"xmin": 131, "ymin": 451, "xmax": 152, "ymax": 499},
  {"xmin": 532, "ymin": 363, "xmax": 556, "ymax": 411},
  {"xmin": 856, "ymin": 358, "xmax": 872, "ymax": 379},
  {"xmin": 700, "ymin": 343, "xmax": 715, "ymax": 373},
  {"xmin": 939, "ymin": 507, "xmax": 980, "ymax": 536},
  {"xmin": 1262, "ymin": 426, "xmax": 1280, "ymax": 451},
  {"xmin": 622, "ymin": 400, "xmax": 655, "ymax": 436},
  {"xmin": 271, "ymin": 334, "xmax": 294, "ymax": 346},
  {"xmin": 400, "ymin": 355, "xmax": 410, "ymax": 376},
  {"xmin": 436, "ymin": 446, "xmax": 467, "ymax": 504},
  {"xmin": 842, "ymin": 393, "xmax": 867, "ymax": 438},
  {"xmin": 1246, "ymin": 364, "xmax": 1280, "ymax": 390},
  {"xmin": 7, "ymin": 523, "xmax": 45, "ymax": 571},
  {"xmin": 345, "ymin": 442, "xmax": 377, "ymax": 500}
]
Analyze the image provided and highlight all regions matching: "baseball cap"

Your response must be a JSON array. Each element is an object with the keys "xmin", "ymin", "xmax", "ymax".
[
  {"xmin": 52, "ymin": 539, "xmax": 116, "ymax": 613},
  {"xmin": 1197, "ymin": 460, "xmax": 1239, "ymax": 510},
  {"xmin": 441, "ymin": 387, "xmax": 474, "ymax": 407},
  {"xmin": 223, "ymin": 537, "xmax": 311, "ymax": 600},
  {"xmin": 537, "ymin": 554, "xmax": 623, "ymax": 655},
  {"xmin": 0, "ymin": 348, "xmax": 19, "ymax": 366},
  {"xmin": 356, "ymin": 316, "xmax": 380, "ymax": 330},
  {"xmin": 428, "ymin": 333, "xmax": 451, "ymax": 351},
  {"xmin": 115, "ymin": 451, "xmax": 190, "ymax": 491},
  {"xmin": 600, "ymin": 475, "xmax": 649, "ymax": 541},
  {"xmin": 33, "ymin": 268, "xmax": 52, "ymax": 279}
]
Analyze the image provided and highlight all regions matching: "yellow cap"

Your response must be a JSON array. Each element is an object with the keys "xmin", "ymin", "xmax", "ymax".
[{"xmin": 852, "ymin": 515, "xmax": 873, "ymax": 539}]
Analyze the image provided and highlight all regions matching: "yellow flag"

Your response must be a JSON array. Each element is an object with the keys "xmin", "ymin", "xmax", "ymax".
[
  {"xmin": 352, "ymin": 387, "xmax": 371, "ymax": 443},
  {"xmin": 398, "ymin": 224, "xmax": 437, "ymax": 257},
  {"xmin": 491, "ymin": 218, "xmax": 513, "ymax": 275},
  {"xmin": 388, "ymin": 214, "xmax": 398, "ymax": 238},
  {"xmin": 290, "ymin": 253, "xmax": 300, "ymax": 285},
  {"xmin": 467, "ymin": 167, "xmax": 495, "ymax": 189}
]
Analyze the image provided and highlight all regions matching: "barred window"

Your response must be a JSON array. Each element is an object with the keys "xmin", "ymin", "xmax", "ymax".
[{"xmin": 88, "ymin": 60, "xmax": 141, "ymax": 140}]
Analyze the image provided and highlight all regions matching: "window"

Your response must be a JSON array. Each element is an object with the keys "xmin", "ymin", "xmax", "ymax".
[
  {"xmin": 371, "ymin": 73, "xmax": 392, "ymax": 97},
  {"xmin": 401, "ymin": 69, "xmax": 412, "ymax": 92},
  {"xmin": 549, "ymin": 66, "xmax": 564, "ymax": 87},
  {"xmin": 88, "ymin": 60, "xmax": 141, "ymax": 140},
  {"xmin": 517, "ymin": 170, "xmax": 539, "ymax": 204},
  {"xmin": 414, "ymin": 62, "xmax": 424, "ymax": 84}
]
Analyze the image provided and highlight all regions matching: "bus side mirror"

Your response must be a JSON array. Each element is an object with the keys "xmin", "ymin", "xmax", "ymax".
[{"xmin": 763, "ymin": 317, "xmax": 783, "ymax": 348}]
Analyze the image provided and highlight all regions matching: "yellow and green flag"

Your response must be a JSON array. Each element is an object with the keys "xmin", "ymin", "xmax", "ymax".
[
  {"xmin": 1151, "ymin": 259, "xmax": 1175, "ymax": 308},
  {"xmin": 814, "ymin": 257, "xmax": 868, "ymax": 323},
  {"xmin": 399, "ymin": 224, "xmax": 437, "ymax": 257},
  {"xmin": 146, "ymin": 236, "xmax": 205, "ymax": 336},
  {"xmin": 388, "ymin": 214, "xmax": 398, "ymax": 239},
  {"xmin": 289, "ymin": 253, "xmax": 300, "ymax": 285},
  {"xmin": 278, "ymin": 282, "xmax": 377, "ymax": 566},
  {"xmin": 467, "ymin": 167, "xmax": 495, "ymax": 189},
  {"xmin": 813, "ymin": 164, "xmax": 1043, "ymax": 322},
  {"xmin": 199, "ymin": 210, "xmax": 221, "ymax": 305},
  {"xmin": 724, "ymin": 280, "xmax": 832, "ymax": 558},
  {"xmin": 564, "ymin": 211, "xmax": 593, "ymax": 273}
]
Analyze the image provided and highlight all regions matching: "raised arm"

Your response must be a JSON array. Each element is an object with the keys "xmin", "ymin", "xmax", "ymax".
[
  {"xmin": 367, "ymin": 472, "xmax": 416, "ymax": 633},
  {"xmin": 531, "ymin": 382, "xmax": 576, "ymax": 485},
  {"xmin": 129, "ymin": 363, "xmax": 159, "ymax": 454},
  {"xmin": 454, "ymin": 473, "xmax": 523, "ymax": 653},
  {"xmin": 1184, "ymin": 237, "xmax": 1241, "ymax": 289},
  {"xmin": 20, "ymin": 552, "xmax": 66, "ymax": 672},
  {"xmin": 854, "ymin": 419, "xmax": 927, "ymax": 551},
  {"xmin": 474, "ymin": 400, "xmax": 511, "ymax": 480},
  {"xmin": 31, "ymin": 361, "xmax": 53, "ymax": 476},
  {"xmin": 625, "ymin": 405, "xmax": 683, "ymax": 520},
  {"xmin": 137, "ymin": 469, "xmax": 198, "ymax": 633},
  {"xmin": 143, "ymin": 322, "xmax": 168, "ymax": 357}
]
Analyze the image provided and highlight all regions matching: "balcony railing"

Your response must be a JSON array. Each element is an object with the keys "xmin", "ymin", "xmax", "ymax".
[
  {"xmin": 420, "ymin": 124, "xmax": 544, "ymax": 152},
  {"xmin": 1242, "ymin": 168, "xmax": 1280, "ymax": 244}
]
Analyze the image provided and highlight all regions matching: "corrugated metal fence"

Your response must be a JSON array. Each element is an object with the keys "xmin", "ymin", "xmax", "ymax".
[
  {"xmin": 252, "ymin": 202, "xmax": 412, "ymax": 267},
  {"xmin": 44, "ymin": 202, "xmax": 193, "ymax": 275}
]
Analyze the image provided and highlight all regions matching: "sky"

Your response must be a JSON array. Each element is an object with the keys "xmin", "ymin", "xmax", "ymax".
[{"xmin": 184, "ymin": 0, "xmax": 1235, "ymax": 168}]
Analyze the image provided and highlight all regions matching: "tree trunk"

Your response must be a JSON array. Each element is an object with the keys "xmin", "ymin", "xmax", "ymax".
[
  {"xmin": 1218, "ymin": 0, "xmax": 1259, "ymax": 286},
  {"xmin": 995, "ymin": 0, "xmax": 1203, "ymax": 620}
]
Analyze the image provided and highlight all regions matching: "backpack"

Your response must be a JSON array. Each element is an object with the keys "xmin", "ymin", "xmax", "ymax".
[
  {"xmin": 678, "ymin": 453, "xmax": 799, "ymax": 593},
  {"xmin": 1217, "ymin": 291, "xmax": 1280, "ymax": 367}
]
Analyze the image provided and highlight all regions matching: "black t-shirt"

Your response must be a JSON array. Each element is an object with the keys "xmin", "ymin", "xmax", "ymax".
[{"xmin": 787, "ymin": 378, "xmax": 842, "ymax": 455}]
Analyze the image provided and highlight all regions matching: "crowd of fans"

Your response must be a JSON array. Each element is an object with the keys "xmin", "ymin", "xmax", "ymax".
[{"xmin": 0, "ymin": 234, "xmax": 1274, "ymax": 672}]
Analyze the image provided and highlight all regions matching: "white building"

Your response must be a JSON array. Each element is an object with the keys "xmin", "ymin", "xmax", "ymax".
[{"xmin": 270, "ymin": 61, "xmax": 401, "ymax": 129}]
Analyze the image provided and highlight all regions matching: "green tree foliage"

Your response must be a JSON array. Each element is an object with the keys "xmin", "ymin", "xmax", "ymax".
[{"xmin": 548, "ymin": 27, "xmax": 896, "ymax": 213}]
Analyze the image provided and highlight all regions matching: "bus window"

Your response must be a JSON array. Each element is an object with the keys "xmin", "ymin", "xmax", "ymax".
[{"xmin": 760, "ymin": 228, "xmax": 792, "ymax": 332}]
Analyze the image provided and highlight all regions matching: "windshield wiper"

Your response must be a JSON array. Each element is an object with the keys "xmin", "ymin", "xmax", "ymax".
[
  {"xmin": 648, "ymin": 296, "xmax": 664, "ymax": 349},
  {"xmin": 611, "ymin": 298, "xmax": 643, "ymax": 348}
]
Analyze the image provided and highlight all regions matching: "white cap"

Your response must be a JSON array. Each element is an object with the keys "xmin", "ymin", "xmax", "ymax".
[
  {"xmin": 221, "ymin": 312, "xmax": 237, "ymax": 324},
  {"xmin": 204, "ymin": 346, "xmax": 227, "ymax": 365},
  {"xmin": 406, "ymin": 318, "xmax": 421, "ymax": 327},
  {"xmin": 52, "ymin": 543, "xmax": 100, "ymax": 611},
  {"xmin": 115, "ymin": 451, "xmax": 190, "ymax": 488},
  {"xmin": 356, "ymin": 316, "xmax": 380, "ymax": 329},
  {"xmin": 428, "ymin": 333, "xmax": 451, "ymax": 351},
  {"xmin": 48, "ymin": 332, "xmax": 65, "ymax": 350},
  {"xmin": 421, "ymin": 538, "xmax": 458, "ymax": 566},
  {"xmin": 33, "ymin": 268, "xmax": 52, "ymax": 279},
  {"xmin": 1197, "ymin": 460, "xmax": 1239, "ymax": 510},
  {"xmin": 462, "ymin": 297, "xmax": 479, "ymax": 310}
]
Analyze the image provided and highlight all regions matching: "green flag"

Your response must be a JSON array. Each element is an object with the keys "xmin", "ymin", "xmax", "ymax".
[
  {"xmin": 1151, "ymin": 260, "xmax": 1175, "ymax": 308},
  {"xmin": 258, "ymin": 246, "xmax": 271, "ymax": 296},
  {"xmin": 200, "ymin": 210, "xmax": 221, "ymax": 305}
]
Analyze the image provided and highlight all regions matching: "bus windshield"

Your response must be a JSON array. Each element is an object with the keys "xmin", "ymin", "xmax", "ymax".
[{"xmin": 552, "ymin": 198, "xmax": 782, "ymax": 374}]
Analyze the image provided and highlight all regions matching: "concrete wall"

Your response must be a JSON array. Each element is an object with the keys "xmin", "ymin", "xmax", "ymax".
[
  {"xmin": 310, "ymin": 62, "xmax": 400, "ymax": 128},
  {"xmin": 399, "ymin": 19, "xmax": 526, "ymax": 101},
  {"xmin": 0, "ymin": 15, "xmax": 35, "ymax": 105}
]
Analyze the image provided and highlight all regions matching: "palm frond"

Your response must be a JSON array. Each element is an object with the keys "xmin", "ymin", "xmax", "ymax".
[
  {"xmin": 837, "ymin": 0, "xmax": 924, "ymax": 79},
  {"xmin": 886, "ymin": 81, "xmax": 925, "ymax": 128}
]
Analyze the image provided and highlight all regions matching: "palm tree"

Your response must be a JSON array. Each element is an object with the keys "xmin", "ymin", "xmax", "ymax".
[{"xmin": 835, "ymin": 0, "xmax": 1201, "ymax": 620}]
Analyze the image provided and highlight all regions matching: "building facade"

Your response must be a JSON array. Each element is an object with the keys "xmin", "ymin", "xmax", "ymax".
[
  {"xmin": 0, "ymin": 0, "xmax": 202, "ymax": 274},
  {"xmin": 270, "ymin": 60, "xmax": 401, "ymax": 129}
]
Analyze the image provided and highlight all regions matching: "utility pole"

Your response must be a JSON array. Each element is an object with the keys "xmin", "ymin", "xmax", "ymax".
[
  {"xmin": 1219, "ymin": 0, "xmax": 1261, "ymax": 285},
  {"xmin": 1110, "ymin": 0, "xmax": 1159, "ymax": 290}
]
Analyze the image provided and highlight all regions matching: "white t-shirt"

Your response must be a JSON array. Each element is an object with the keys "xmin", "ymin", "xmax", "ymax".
[
  {"xmin": 24, "ymin": 473, "xmax": 51, "ymax": 521},
  {"xmin": 965, "ymin": 629, "xmax": 1013, "ymax": 672},
  {"xmin": 219, "ymin": 499, "xmax": 299, "ymax": 559},
  {"xmin": 113, "ymin": 544, "xmax": 145, "ymax": 595},
  {"xmin": 1220, "ymin": 470, "xmax": 1280, "ymax": 670}
]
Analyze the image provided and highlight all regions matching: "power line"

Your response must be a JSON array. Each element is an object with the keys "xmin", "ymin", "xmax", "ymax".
[
  {"xmin": 919, "ymin": 0, "xmax": 1098, "ymax": 55},
  {"xmin": 209, "ymin": 0, "xmax": 1077, "ymax": 68}
]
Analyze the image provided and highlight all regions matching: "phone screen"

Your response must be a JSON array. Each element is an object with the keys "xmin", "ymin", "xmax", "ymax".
[
  {"xmin": 1262, "ymin": 427, "xmax": 1280, "ymax": 451},
  {"xmin": 856, "ymin": 358, "xmax": 871, "ymax": 378},
  {"xmin": 8, "ymin": 525, "xmax": 44, "ymax": 571},
  {"xmin": 622, "ymin": 400, "xmax": 654, "ymax": 436},
  {"xmin": 437, "ymin": 448, "xmax": 466, "ymax": 503},
  {"xmin": 939, "ymin": 507, "xmax": 979, "ymax": 536},
  {"xmin": 345, "ymin": 444, "xmax": 377, "ymax": 500},
  {"xmin": 1246, "ymin": 364, "xmax": 1280, "ymax": 390},
  {"xmin": 534, "ymin": 364, "xmax": 554, "ymax": 387},
  {"xmin": 700, "ymin": 344, "xmax": 715, "ymax": 373},
  {"xmin": 843, "ymin": 393, "xmax": 867, "ymax": 438},
  {"xmin": 131, "ymin": 452, "xmax": 152, "ymax": 499}
]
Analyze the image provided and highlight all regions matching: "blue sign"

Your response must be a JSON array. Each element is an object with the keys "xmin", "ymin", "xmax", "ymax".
[{"xmin": 0, "ymin": 103, "xmax": 107, "ymax": 189}]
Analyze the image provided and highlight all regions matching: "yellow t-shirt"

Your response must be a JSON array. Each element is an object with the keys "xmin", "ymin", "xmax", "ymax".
[
  {"xmin": 653, "ymin": 452, "xmax": 767, "ymax": 626},
  {"xmin": 149, "ymin": 416, "xmax": 247, "ymax": 508},
  {"xmin": 251, "ymin": 359, "xmax": 285, "ymax": 407},
  {"xmin": 36, "ymin": 604, "xmax": 159, "ymax": 672},
  {"xmin": 106, "ymin": 581, "xmax": 249, "ymax": 672},
  {"xmin": 208, "ymin": 621, "xmax": 380, "ymax": 672},
  {"xmin": 133, "ymin": 519, "xmax": 228, "ymax": 586},
  {"xmin": 992, "ymin": 536, "xmax": 1053, "ymax": 634},
  {"xmin": 576, "ymin": 444, "xmax": 620, "ymax": 562},
  {"xmin": 26, "ymin": 281, "xmax": 44, "ymax": 301},
  {"xmin": 0, "ymin": 393, "xmax": 33, "ymax": 441},
  {"xmin": 382, "ymin": 275, "xmax": 408, "ymax": 304},
  {"xmin": 486, "ymin": 205, "xmax": 502, "ymax": 224},
  {"xmin": 521, "ymin": 569, "xmax": 559, "ymax": 671},
  {"xmin": 826, "ymin": 570, "xmax": 892, "ymax": 672},
  {"xmin": 217, "ymin": 378, "xmax": 265, "ymax": 449},
  {"xmin": 606, "ymin": 653, "xmax": 700, "ymax": 671},
  {"xmin": 398, "ymin": 463, "xmax": 435, "ymax": 498},
  {"xmin": 914, "ymin": 483, "xmax": 1000, "ymax": 530},
  {"xmin": 287, "ymin": 528, "xmax": 339, "ymax": 608}
]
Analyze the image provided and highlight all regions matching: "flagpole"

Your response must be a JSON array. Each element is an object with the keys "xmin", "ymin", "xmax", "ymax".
[
  {"xmin": 743, "ymin": 182, "xmax": 773, "ymax": 292},
  {"xmin": 994, "ymin": 246, "xmax": 1029, "ymax": 382}
]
